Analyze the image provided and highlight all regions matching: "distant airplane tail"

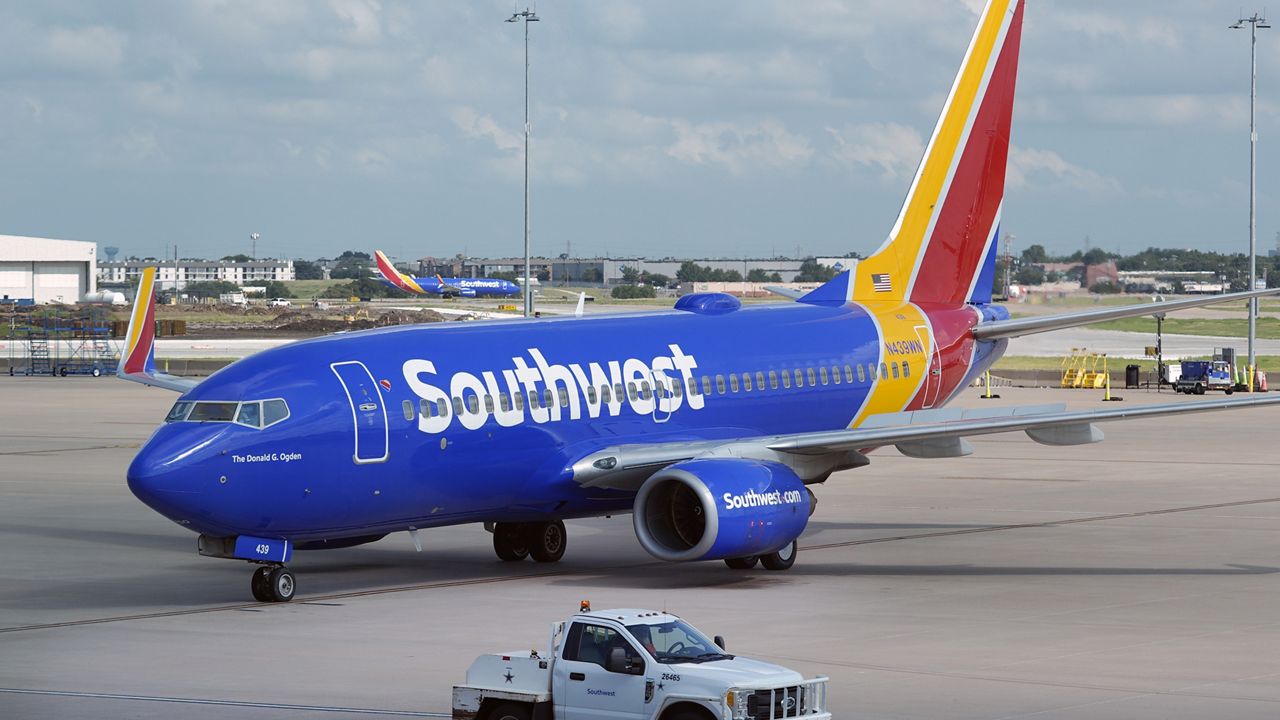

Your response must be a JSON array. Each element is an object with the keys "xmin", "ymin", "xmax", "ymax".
[
  {"xmin": 116, "ymin": 266, "xmax": 196, "ymax": 393},
  {"xmin": 849, "ymin": 0, "xmax": 1024, "ymax": 306},
  {"xmin": 374, "ymin": 250, "xmax": 426, "ymax": 294}
]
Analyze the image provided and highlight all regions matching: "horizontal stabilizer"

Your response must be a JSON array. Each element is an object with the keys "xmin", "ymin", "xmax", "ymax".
[{"xmin": 974, "ymin": 287, "xmax": 1280, "ymax": 340}]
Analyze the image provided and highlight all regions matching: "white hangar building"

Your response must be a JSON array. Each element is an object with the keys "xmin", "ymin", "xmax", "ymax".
[{"xmin": 0, "ymin": 235, "xmax": 98, "ymax": 304}]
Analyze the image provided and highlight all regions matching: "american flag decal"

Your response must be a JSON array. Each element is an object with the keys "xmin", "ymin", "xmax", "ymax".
[{"xmin": 871, "ymin": 273, "xmax": 893, "ymax": 293}]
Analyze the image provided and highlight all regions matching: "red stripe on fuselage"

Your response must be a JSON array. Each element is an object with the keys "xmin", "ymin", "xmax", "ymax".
[{"xmin": 910, "ymin": 0, "xmax": 1023, "ymax": 305}]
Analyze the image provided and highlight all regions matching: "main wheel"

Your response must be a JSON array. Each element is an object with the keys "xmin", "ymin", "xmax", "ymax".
[
  {"xmin": 250, "ymin": 566, "xmax": 272, "ymax": 602},
  {"xmin": 493, "ymin": 522, "xmax": 530, "ymax": 561},
  {"xmin": 528, "ymin": 520, "xmax": 567, "ymax": 563},
  {"xmin": 1195, "ymin": 384, "xmax": 1206, "ymax": 395},
  {"xmin": 487, "ymin": 702, "xmax": 532, "ymax": 720},
  {"xmin": 724, "ymin": 556, "xmax": 759, "ymax": 570},
  {"xmin": 267, "ymin": 567, "xmax": 296, "ymax": 602},
  {"xmin": 760, "ymin": 540, "xmax": 798, "ymax": 571}
]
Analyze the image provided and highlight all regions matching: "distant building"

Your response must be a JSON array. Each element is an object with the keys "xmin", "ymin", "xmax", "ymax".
[
  {"xmin": 421, "ymin": 256, "xmax": 807, "ymax": 286},
  {"xmin": 0, "ymin": 234, "xmax": 98, "ymax": 304},
  {"xmin": 99, "ymin": 259, "xmax": 295, "ymax": 291}
]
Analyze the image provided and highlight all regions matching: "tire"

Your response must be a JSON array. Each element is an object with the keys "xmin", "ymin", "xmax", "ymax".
[
  {"xmin": 487, "ymin": 702, "xmax": 532, "ymax": 720},
  {"xmin": 91, "ymin": 367, "xmax": 102, "ymax": 377},
  {"xmin": 527, "ymin": 520, "xmax": 567, "ymax": 563},
  {"xmin": 724, "ymin": 556, "xmax": 759, "ymax": 570},
  {"xmin": 59, "ymin": 367, "xmax": 68, "ymax": 377},
  {"xmin": 1226, "ymin": 388, "xmax": 1234, "ymax": 395},
  {"xmin": 267, "ymin": 567, "xmax": 296, "ymax": 602},
  {"xmin": 250, "ymin": 567, "xmax": 272, "ymax": 602},
  {"xmin": 1195, "ymin": 384, "xmax": 1206, "ymax": 395},
  {"xmin": 493, "ymin": 523, "xmax": 530, "ymax": 562},
  {"xmin": 760, "ymin": 540, "xmax": 798, "ymax": 571}
]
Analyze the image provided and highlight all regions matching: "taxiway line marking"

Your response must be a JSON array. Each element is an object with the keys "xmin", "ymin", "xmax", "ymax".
[{"xmin": 0, "ymin": 688, "xmax": 447, "ymax": 716}]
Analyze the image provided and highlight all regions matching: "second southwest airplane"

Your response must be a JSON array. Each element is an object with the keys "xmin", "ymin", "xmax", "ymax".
[
  {"xmin": 119, "ymin": 0, "xmax": 1280, "ymax": 602},
  {"xmin": 373, "ymin": 249, "xmax": 521, "ymax": 298}
]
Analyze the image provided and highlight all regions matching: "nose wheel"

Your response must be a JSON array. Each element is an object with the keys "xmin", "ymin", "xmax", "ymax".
[{"xmin": 250, "ymin": 565, "xmax": 297, "ymax": 602}]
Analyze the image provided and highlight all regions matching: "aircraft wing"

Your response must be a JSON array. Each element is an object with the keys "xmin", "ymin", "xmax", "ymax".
[
  {"xmin": 974, "ymin": 287, "xmax": 1280, "ymax": 340},
  {"xmin": 116, "ymin": 267, "xmax": 199, "ymax": 394},
  {"xmin": 571, "ymin": 395, "xmax": 1280, "ymax": 491}
]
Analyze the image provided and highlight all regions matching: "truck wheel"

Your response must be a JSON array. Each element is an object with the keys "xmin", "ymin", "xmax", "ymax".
[
  {"xmin": 1195, "ymin": 384, "xmax": 1206, "ymax": 395},
  {"xmin": 760, "ymin": 540, "xmax": 798, "ymax": 571},
  {"xmin": 488, "ymin": 702, "xmax": 532, "ymax": 720},
  {"xmin": 1225, "ymin": 387, "xmax": 1234, "ymax": 395},
  {"xmin": 493, "ymin": 523, "xmax": 530, "ymax": 562},
  {"xmin": 724, "ymin": 556, "xmax": 758, "ymax": 570},
  {"xmin": 527, "ymin": 520, "xmax": 567, "ymax": 563}
]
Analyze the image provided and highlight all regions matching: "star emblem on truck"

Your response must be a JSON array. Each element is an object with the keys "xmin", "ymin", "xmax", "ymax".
[{"xmin": 504, "ymin": 670, "xmax": 514, "ymax": 684}]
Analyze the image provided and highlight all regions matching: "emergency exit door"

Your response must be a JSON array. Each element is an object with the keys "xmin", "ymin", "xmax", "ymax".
[{"xmin": 331, "ymin": 361, "xmax": 389, "ymax": 464}]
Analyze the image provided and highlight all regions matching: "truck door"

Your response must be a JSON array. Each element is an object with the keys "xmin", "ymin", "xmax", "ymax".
[
  {"xmin": 330, "ymin": 361, "xmax": 389, "ymax": 464},
  {"xmin": 554, "ymin": 621, "xmax": 648, "ymax": 720}
]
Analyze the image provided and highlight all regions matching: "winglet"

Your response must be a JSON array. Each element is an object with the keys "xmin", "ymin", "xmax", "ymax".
[
  {"xmin": 116, "ymin": 267, "xmax": 197, "ymax": 393},
  {"xmin": 119, "ymin": 266, "xmax": 158, "ymax": 376},
  {"xmin": 374, "ymin": 250, "xmax": 426, "ymax": 294},
  {"xmin": 575, "ymin": 292, "xmax": 586, "ymax": 317}
]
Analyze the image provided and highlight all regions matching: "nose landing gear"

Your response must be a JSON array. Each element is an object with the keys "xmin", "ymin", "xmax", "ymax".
[{"xmin": 250, "ymin": 564, "xmax": 297, "ymax": 602}]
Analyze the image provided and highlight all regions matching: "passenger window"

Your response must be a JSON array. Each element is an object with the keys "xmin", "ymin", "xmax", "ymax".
[
  {"xmin": 435, "ymin": 399, "xmax": 449, "ymax": 418},
  {"xmin": 401, "ymin": 399, "xmax": 414, "ymax": 421},
  {"xmin": 544, "ymin": 389, "xmax": 554, "ymax": 408},
  {"xmin": 880, "ymin": 363, "xmax": 888, "ymax": 379},
  {"xmin": 237, "ymin": 401, "xmax": 262, "ymax": 428},
  {"xmin": 715, "ymin": 375, "xmax": 726, "ymax": 394},
  {"xmin": 615, "ymin": 383, "xmax": 625, "ymax": 402},
  {"xmin": 453, "ymin": 396, "xmax": 464, "ymax": 415},
  {"xmin": 831, "ymin": 366, "xmax": 841, "ymax": 385},
  {"xmin": 794, "ymin": 369, "xmax": 804, "ymax": 388},
  {"xmin": 742, "ymin": 373, "xmax": 752, "ymax": 391},
  {"xmin": 819, "ymin": 367, "xmax": 829, "ymax": 385},
  {"xmin": 165, "ymin": 401, "xmax": 193, "ymax": 423},
  {"xmin": 484, "ymin": 395, "xmax": 495, "ymax": 413},
  {"xmin": 903, "ymin": 361, "xmax": 911, "ymax": 378},
  {"xmin": 628, "ymin": 383, "xmax": 638, "ymax": 401},
  {"xmin": 672, "ymin": 382, "xmax": 683, "ymax": 398},
  {"xmin": 768, "ymin": 371, "xmax": 778, "ymax": 389},
  {"xmin": 467, "ymin": 395, "xmax": 480, "ymax": 414},
  {"xmin": 729, "ymin": 374, "xmax": 740, "ymax": 393},
  {"xmin": 701, "ymin": 376, "xmax": 711, "ymax": 395},
  {"xmin": 844, "ymin": 365, "xmax": 854, "ymax": 383},
  {"xmin": 857, "ymin": 364, "xmax": 866, "ymax": 383},
  {"xmin": 640, "ymin": 382, "xmax": 652, "ymax": 400},
  {"xmin": 420, "ymin": 399, "xmax": 434, "ymax": 418},
  {"xmin": 807, "ymin": 368, "xmax": 817, "ymax": 386},
  {"xmin": 891, "ymin": 362, "xmax": 900, "ymax": 379},
  {"xmin": 600, "ymin": 385, "xmax": 611, "ymax": 403},
  {"xmin": 500, "ymin": 392, "xmax": 512, "ymax": 412},
  {"xmin": 558, "ymin": 388, "xmax": 570, "ymax": 407},
  {"xmin": 513, "ymin": 392, "xmax": 523, "ymax": 412},
  {"xmin": 189, "ymin": 402, "xmax": 238, "ymax": 422},
  {"xmin": 755, "ymin": 372, "xmax": 765, "ymax": 390},
  {"xmin": 587, "ymin": 386, "xmax": 598, "ymax": 404},
  {"xmin": 782, "ymin": 370, "xmax": 791, "ymax": 389}
]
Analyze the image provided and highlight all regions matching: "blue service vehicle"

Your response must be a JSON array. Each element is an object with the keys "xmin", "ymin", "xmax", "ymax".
[{"xmin": 1175, "ymin": 360, "xmax": 1234, "ymax": 395}]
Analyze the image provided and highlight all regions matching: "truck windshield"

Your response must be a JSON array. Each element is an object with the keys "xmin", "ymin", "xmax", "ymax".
[{"xmin": 626, "ymin": 620, "xmax": 728, "ymax": 664}]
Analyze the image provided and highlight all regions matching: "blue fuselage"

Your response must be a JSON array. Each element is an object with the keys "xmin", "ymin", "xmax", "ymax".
[{"xmin": 128, "ymin": 299, "xmax": 1006, "ymax": 542}]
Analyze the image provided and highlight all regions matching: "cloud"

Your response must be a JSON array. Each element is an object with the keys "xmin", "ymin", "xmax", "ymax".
[
  {"xmin": 450, "ymin": 107, "xmax": 522, "ymax": 153},
  {"xmin": 329, "ymin": 0, "xmax": 382, "ymax": 44},
  {"xmin": 45, "ymin": 26, "xmax": 126, "ymax": 72},
  {"xmin": 825, "ymin": 122, "xmax": 924, "ymax": 179},
  {"xmin": 1008, "ymin": 146, "xmax": 1120, "ymax": 194},
  {"xmin": 666, "ymin": 119, "xmax": 813, "ymax": 175}
]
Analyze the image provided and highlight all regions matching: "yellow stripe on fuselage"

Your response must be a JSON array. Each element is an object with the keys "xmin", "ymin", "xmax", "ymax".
[
  {"xmin": 852, "ymin": 0, "xmax": 1011, "ymax": 299},
  {"xmin": 851, "ymin": 303, "xmax": 930, "ymax": 427}
]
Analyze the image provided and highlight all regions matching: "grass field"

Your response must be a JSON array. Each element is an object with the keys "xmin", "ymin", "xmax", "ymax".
[
  {"xmin": 283, "ymin": 279, "xmax": 347, "ymax": 298},
  {"xmin": 994, "ymin": 354, "xmax": 1280, "ymax": 373},
  {"xmin": 1088, "ymin": 316, "xmax": 1280, "ymax": 339}
]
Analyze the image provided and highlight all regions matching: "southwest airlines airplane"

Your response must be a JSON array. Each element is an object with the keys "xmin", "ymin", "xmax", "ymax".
[
  {"xmin": 374, "ymin": 249, "xmax": 521, "ymax": 298},
  {"xmin": 119, "ymin": 0, "xmax": 1280, "ymax": 603}
]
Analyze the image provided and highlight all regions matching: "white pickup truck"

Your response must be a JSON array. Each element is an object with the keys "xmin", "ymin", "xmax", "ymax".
[{"xmin": 452, "ymin": 605, "xmax": 830, "ymax": 720}]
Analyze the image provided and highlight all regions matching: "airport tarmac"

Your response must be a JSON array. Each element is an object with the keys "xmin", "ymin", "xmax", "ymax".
[{"xmin": 2, "ymin": 379, "xmax": 1279, "ymax": 719}]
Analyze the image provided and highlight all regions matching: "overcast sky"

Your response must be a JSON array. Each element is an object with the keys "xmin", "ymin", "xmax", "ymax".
[{"xmin": 1, "ymin": 1, "xmax": 1277, "ymax": 263}]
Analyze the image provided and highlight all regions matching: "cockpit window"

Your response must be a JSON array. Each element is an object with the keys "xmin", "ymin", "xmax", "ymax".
[
  {"xmin": 166, "ymin": 399, "xmax": 290, "ymax": 429},
  {"xmin": 187, "ymin": 402, "xmax": 238, "ymax": 422},
  {"xmin": 236, "ymin": 402, "xmax": 262, "ymax": 428},
  {"xmin": 165, "ymin": 401, "xmax": 193, "ymax": 423}
]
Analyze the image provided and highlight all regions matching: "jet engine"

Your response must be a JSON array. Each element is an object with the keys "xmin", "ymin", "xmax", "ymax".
[{"xmin": 632, "ymin": 458, "xmax": 812, "ymax": 562}]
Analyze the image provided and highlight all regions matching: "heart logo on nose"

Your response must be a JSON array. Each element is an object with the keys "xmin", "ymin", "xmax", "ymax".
[{"xmin": 379, "ymin": 379, "xmax": 392, "ymax": 391}]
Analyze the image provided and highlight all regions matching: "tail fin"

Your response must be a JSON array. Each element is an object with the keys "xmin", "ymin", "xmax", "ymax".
[
  {"xmin": 374, "ymin": 250, "xmax": 426, "ymax": 294},
  {"xmin": 117, "ymin": 267, "xmax": 195, "ymax": 392},
  {"xmin": 852, "ymin": 0, "xmax": 1024, "ymax": 305}
]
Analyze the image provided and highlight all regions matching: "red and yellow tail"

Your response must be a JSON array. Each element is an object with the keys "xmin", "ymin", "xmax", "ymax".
[
  {"xmin": 853, "ymin": 0, "xmax": 1024, "ymax": 306},
  {"xmin": 374, "ymin": 250, "xmax": 426, "ymax": 294},
  {"xmin": 119, "ymin": 266, "xmax": 158, "ymax": 376}
]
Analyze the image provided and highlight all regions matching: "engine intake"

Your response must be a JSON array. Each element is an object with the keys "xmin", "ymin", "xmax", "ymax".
[{"xmin": 633, "ymin": 458, "xmax": 810, "ymax": 562}]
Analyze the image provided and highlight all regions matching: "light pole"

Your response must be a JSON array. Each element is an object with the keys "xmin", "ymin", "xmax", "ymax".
[
  {"xmin": 250, "ymin": 232, "xmax": 259, "ymax": 261},
  {"xmin": 507, "ymin": 8, "xmax": 540, "ymax": 317},
  {"xmin": 1231, "ymin": 13, "xmax": 1270, "ymax": 381}
]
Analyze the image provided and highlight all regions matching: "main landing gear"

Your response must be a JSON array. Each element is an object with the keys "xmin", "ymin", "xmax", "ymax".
[
  {"xmin": 250, "ymin": 564, "xmax": 297, "ymax": 602},
  {"xmin": 723, "ymin": 539, "xmax": 798, "ymax": 572},
  {"xmin": 492, "ymin": 520, "xmax": 567, "ymax": 563}
]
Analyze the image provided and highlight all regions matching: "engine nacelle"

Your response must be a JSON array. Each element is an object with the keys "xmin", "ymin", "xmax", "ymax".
[{"xmin": 632, "ymin": 458, "xmax": 810, "ymax": 562}]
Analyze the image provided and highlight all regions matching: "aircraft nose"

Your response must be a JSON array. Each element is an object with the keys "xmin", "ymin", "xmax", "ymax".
[{"xmin": 126, "ymin": 429, "xmax": 212, "ymax": 526}]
